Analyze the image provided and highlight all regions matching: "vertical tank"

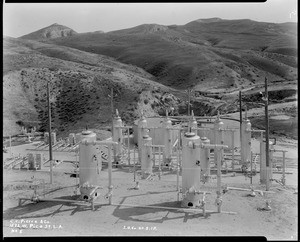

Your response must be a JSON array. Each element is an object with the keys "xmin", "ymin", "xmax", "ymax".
[
  {"xmin": 200, "ymin": 137, "xmax": 210, "ymax": 183},
  {"xmin": 44, "ymin": 132, "xmax": 49, "ymax": 144},
  {"xmin": 79, "ymin": 130, "xmax": 99, "ymax": 200},
  {"xmin": 190, "ymin": 111, "xmax": 198, "ymax": 135},
  {"xmin": 181, "ymin": 132, "xmax": 201, "ymax": 208},
  {"xmin": 260, "ymin": 140, "xmax": 274, "ymax": 184},
  {"xmin": 51, "ymin": 132, "xmax": 57, "ymax": 145},
  {"xmin": 241, "ymin": 117, "xmax": 252, "ymax": 164},
  {"xmin": 213, "ymin": 115, "xmax": 224, "ymax": 165},
  {"xmin": 35, "ymin": 153, "xmax": 43, "ymax": 170},
  {"xmin": 75, "ymin": 133, "xmax": 82, "ymax": 144},
  {"xmin": 113, "ymin": 110, "xmax": 123, "ymax": 159},
  {"xmin": 137, "ymin": 115, "xmax": 148, "ymax": 163},
  {"xmin": 28, "ymin": 153, "xmax": 35, "ymax": 170},
  {"xmin": 69, "ymin": 133, "xmax": 75, "ymax": 145},
  {"xmin": 163, "ymin": 114, "xmax": 172, "ymax": 164},
  {"xmin": 141, "ymin": 133, "xmax": 153, "ymax": 178}
]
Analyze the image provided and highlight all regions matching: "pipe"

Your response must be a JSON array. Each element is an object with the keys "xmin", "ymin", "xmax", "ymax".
[
  {"xmin": 176, "ymin": 145, "xmax": 180, "ymax": 202},
  {"xmin": 172, "ymin": 138, "xmax": 179, "ymax": 148},
  {"xmin": 197, "ymin": 143, "xmax": 228, "ymax": 150},
  {"xmin": 127, "ymin": 127, "xmax": 130, "ymax": 166},
  {"xmin": 158, "ymin": 146, "xmax": 162, "ymax": 180},
  {"xmin": 231, "ymin": 130, "xmax": 235, "ymax": 170},
  {"xmin": 9, "ymin": 135, "xmax": 12, "ymax": 157},
  {"xmin": 107, "ymin": 144, "xmax": 113, "ymax": 205},
  {"xmin": 81, "ymin": 140, "xmax": 118, "ymax": 146},
  {"xmin": 282, "ymin": 151, "xmax": 286, "ymax": 185},
  {"xmin": 19, "ymin": 197, "xmax": 93, "ymax": 205},
  {"xmin": 133, "ymin": 146, "xmax": 136, "ymax": 182},
  {"xmin": 226, "ymin": 186, "xmax": 275, "ymax": 194},
  {"xmin": 216, "ymin": 148, "xmax": 222, "ymax": 213},
  {"xmin": 250, "ymin": 151, "xmax": 253, "ymax": 185}
]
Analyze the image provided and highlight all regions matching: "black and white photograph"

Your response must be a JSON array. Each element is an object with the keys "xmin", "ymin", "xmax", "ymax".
[{"xmin": 3, "ymin": 1, "xmax": 298, "ymax": 239}]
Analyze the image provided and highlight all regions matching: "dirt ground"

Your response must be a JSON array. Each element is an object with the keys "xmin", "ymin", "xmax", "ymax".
[{"xmin": 2, "ymin": 139, "xmax": 298, "ymax": 239}]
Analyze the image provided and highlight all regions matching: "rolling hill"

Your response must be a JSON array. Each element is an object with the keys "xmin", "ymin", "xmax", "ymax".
[
  {"xmin": 41, "ymin": 18, "xmax": 297, "ymax": 92},
  {"xmin": 3, "ymin": 37, "xmax": 193, "ymax": 137},
  {"xmin": 3, "ymin": 18, "xmax": 298, "ymax": 138}
]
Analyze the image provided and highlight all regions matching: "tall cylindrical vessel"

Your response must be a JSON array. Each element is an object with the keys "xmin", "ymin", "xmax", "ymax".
[
  {"xmin": 69, "ymin": 133, "xmax": 75, "ymax": 145},
  {"xmin": 141, "ymin": 134, "xmax": 153, "ymax": 178},
  {"xmin": 79, "ymin": 130, "xmax": 99, "ymax": 199},
  {"xmin": 44, "ymin": 132, "xmax": 49, "ymax": 144},
  {"xmin": 28, "ymin": 153, "xmax": 35, "ymax": 170},
  {"xmin": 113, "ymin": 115, "xmax": 123, "ymax": 159},
  {"xmin": 213, "ymin": 118, "xmax": 224, "ymax": 165},
  {"xmin": 51, "ymin": 132, "xmax": 57, "ymax": 145},
  {"xmin": 138, "ymin": 116, "xmax": 148, "ymax": 163},
  {"xmin": 190, "ymin": 116, "xmax": 198, "ymax": 135},
  {"xmin": 163, "ymin": 117, "xmax": 172, "ymax": 164},
  {"xmin": 241, "ymin": 118, "xmax": 252, "ymax": 164},
  {"xmin": 181, "ymin": 132, "xmax": 201, "ymax": 208},
  {"xmin": 260, "ymin": 140, "xmax": 274, "ymax": 184},
  {"xmin": 200, "ymin": 136, "xmax": 211, "ymax": 183},
  {"xmin": 35, "ymin": 153, "xmax": 43, "ymax": 170}
]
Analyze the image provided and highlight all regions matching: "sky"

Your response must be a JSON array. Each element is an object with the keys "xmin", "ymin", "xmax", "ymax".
[{"xmin": 3, "ymin": 1, "xmax": 298, "ymax": 38}]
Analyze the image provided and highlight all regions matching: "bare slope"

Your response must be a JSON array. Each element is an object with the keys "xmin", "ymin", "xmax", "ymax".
[{"xmin": 3, "ymin": 37, "xmax": 188, "ymax": 137}]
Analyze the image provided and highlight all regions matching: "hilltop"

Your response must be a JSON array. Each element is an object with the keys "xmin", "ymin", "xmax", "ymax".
[{"xmin": 19, "ymin": 23, "xmax": 78, "ymax": 40}]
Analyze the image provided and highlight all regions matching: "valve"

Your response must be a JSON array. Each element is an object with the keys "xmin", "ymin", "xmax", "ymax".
[
  {"xmin": 249, "ymin": 186, "xmax": 256, "ymax": 197},
  {"xmin": 222, "ymin": 185, "xmax": 229, "ymax": 194},
  {"xmin": 32, "ymin": 195, "xmax": 40, "ymax": 203},
  {"xmin": 104, "ymin": 191, "xmax": 113, "ymax": 200},
  {"xmin": 215, "ymin": 197, "xmax": 222, "ymax": 207},
  {"xmin": 264, "ymin": 200, "xmax": 272, "ymax": 211}
]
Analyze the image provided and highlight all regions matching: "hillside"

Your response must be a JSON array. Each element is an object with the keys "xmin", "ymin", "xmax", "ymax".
[
  {"xmin": 44, "ymin": 18, "xmax": 297, "ymax": 93},
  {"xmin": 3, "ymin": 18, "xmax": 298, "ymax": 139},
  {"xmin": 19, "ymin": 23, "xmax": 78, "ymax": 40},
  {"xmin": 3, "ymin": 37, "xmax": 193, "ymax": 137}
]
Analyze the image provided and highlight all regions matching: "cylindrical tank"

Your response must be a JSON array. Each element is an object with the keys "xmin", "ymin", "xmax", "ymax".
[
  {"xmin": 141, "ymin": 134, "xmax": 153, "ymax": 178},
  {"xmin": 51, "ymin": 132, "xmax": 57, "ymax": 145},
  {"xmin": 190, "ymin": 113, "xmax": 198, "ymax": 135},
  {"xmin": 163, "ymin": 116, "xmax": 172, "ymax": 164},
  {"xmin": 75, "ymin": 133, "xmax": 82, "ymax": 144},
  {"xmin": 44, "ymin": 132, "xmax": 49, "ymax": 144},
  {"xmin": 200, "ymin": 137, "xmax": 210, "ymax": 183},
  {"xmin": 79, "ymin": 130, "xmax": 99, "ymax": 200},
  {"xmin": 241, "ymin": 118, "xmax": 252, "ymax": 164},
  {"xmin": 28, "ymin": 153, "xmax": 35, "ymax": 170},
  {"xmin": 213, "ymin": 117, "xmax": 224, "ymax": 165},
  {"xmin": 69, "ymin": 133, "xmax": 75, "ymax": 145},
  {"xmin": 137, "ymin": 116, "xmax": 148, "ymax": 163},
  {"xmin": 35, "ymin": 153, "xmax": 43, "ymax": 170},
  {"xmin": 181, "ymin": 132, "xmax": 201, "ymax": 208},
  {"xmin": 260, "ymin": 140, "xmax": 274, "ymax": 184},
  {"xmin": 113, "ymin": 114, "xmax": 123, "ymax": 158}
]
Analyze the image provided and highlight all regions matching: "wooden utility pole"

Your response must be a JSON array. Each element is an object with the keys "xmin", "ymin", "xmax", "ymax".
[
  {"xmin": 47, "ymin": 81, "xmax": 53, "ymax": 184},
  {"xmin": 110, "ymin": 88, "xmax": 117, "ymax": 162},
  {"xmin": 111, "ymin": 88, "xmax": 114, "ymax": 138},
  {"xmin": 264, "ymin": 77, "xmax": 270, "ymax": 191},
  {"xmin": 188, "ymin": 88, "xmax": 191, "ymax": 116},
  {"xmin": 239, "ymin": 91, "xmax": 243, "ymax": 164}
]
